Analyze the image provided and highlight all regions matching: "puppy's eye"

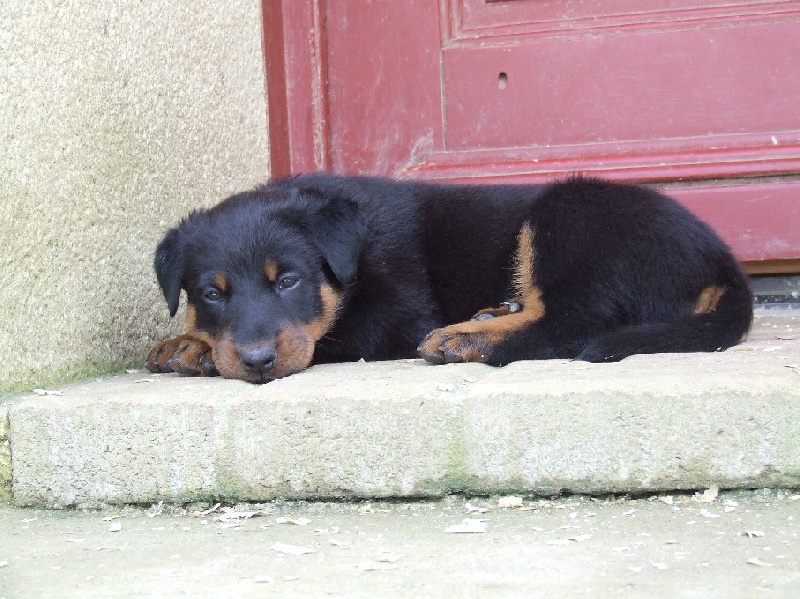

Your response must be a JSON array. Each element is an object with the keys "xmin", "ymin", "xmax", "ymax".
[
  {"xmin": 277, "ymin": 274, "xmax": 300, "ymax": 291},
  {"xmin": 204, "ymin": 288, "xmax": 223, "ymax": 301}
]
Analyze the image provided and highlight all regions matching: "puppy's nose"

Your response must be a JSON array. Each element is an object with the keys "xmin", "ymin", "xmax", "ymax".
[{"xmin": 239, "ymin": 346, "xmax": 277, "ymax": 375}]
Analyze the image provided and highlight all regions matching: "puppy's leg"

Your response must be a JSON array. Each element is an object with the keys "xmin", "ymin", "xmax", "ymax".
[
  {"xmin": 145, "ymin": 334, "xmax": 218, "ymax": 376},
  {"xmin": 417, "ymin": 302, "xmax": 555, "ymax": 365},
  {"xmin": 419, "ymin": 221, "xmax": 551, "ymax": 365}
]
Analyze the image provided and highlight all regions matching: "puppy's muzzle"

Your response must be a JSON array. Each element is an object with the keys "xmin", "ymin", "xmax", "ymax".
[{"xmin": 238, "ymin": 345, "xmax": 278, "ymax": 380}]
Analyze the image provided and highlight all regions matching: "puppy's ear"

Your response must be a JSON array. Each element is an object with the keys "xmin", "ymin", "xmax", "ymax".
[
  {"xmin": 306, "ymin": 193, "xmax": 366, "ymax": 285},
  {"xmin": 154, "ymin": 227, "xmax": 185, "ymax": 317}
]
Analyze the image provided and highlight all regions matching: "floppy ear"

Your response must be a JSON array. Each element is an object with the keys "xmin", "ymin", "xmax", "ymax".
[
  {"xmin": 305, "ymin": 193, "xmax": 366, "ymax": 285},
  {"xmin": 154, "ymin": 227, "xmax": 185, "ymax": 317}
]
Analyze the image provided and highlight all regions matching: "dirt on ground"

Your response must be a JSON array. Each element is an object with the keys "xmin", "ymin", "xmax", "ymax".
[{"xmin": 1, "ymin": 489, "xmax": 798, "ymax": 598}]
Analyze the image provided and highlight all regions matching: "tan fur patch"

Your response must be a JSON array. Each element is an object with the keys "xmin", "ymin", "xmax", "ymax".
[
  {"xmin": 211, "ymin": 329, "xmax": 315, "ymax": 383},
  {"xmin": 144, "ymin": 332, "xmax": 217, "ymax": 376},
  {"xmin": 418, "ymin": 293, "xmax": 545, "ymax": 363},
  {"xmin": 186, "ymin": 305, "xmax": 197, "ymax": 332},
  {"xmin": 512, "ymin": 222, "xmax": 536, "ymax": 301},
  {"xmin": 304, "ymin": 284, "xmax": 342, "ymax": 341},
  {"xmin": 274, "ymin": 326, "xmax": 317, "ymax": 377},
  {"xmin": 209, "ymin": 333, "xmax": 248, "ymax": 380},
  {"xmin": 510, "ymin": 223, "xmax": 545, "ymax": 319},
  {"xmin": 694, "ymin": 286, "xmax": 726, "ymax": 315},
  {"xmin": 206, "ymin": 285, "xmax": 341, "ymax": 382},
  {"xmin": 189, "ymin": 328, "xmax": 216, "ymax": 347},
  {"xmin": 214, "ymin": 272, "xmax": 228, "ymax": 293},
  {"xmin": 264, "ymin": 259, "xmax": 279, "ymax": 283}
]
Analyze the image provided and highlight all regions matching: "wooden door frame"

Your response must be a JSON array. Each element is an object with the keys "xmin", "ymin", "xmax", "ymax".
[{"xmin": 262, "ymin": 0, "xmax": 331, "ymax": 178}]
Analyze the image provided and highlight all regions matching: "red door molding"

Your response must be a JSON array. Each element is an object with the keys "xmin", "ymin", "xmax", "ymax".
[{"xmin": 262, "ymin": 0, "xmax": 331, "ymax": 177}]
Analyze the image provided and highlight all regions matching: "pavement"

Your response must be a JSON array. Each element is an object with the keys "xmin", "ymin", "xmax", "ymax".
[
  {"xmin": 1, "ymin": 309, "xmax": 799, "ymax": 508},
  {"xmin": 1, "ymin": 489, "xmax": 799, "ymax": 598}
]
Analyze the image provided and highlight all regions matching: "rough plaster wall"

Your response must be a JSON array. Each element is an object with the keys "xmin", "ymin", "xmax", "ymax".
[{"xmin": 0, "ymin": 1, "xmax": 270, "ymax": 389}]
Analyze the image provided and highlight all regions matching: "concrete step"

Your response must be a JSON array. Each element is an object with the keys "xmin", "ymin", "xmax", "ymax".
[{"xmin": 3, "ymin": 311, "xmax": 799, "ymax": 508}]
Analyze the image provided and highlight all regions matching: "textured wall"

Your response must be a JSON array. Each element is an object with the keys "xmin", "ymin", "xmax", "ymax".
[{"xmin": 0, "ymin": 1, "xmax": 270, "ymax": 390}]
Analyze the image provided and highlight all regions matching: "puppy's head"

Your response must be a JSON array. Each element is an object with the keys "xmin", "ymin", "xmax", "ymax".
[{"xmin": 154, "ymin": 183, "xmax": 366, "ymax": 383}]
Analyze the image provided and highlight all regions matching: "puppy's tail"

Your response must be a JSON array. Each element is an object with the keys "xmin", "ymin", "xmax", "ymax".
[{"xmin": 578, "ymin": 276, "xmax": 753, "ymax": 363}]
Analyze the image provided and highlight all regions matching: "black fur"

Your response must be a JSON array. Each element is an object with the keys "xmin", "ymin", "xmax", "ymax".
[{"xmin": 147, "ymin": 173, "xmax": 753, "ymax": 383}]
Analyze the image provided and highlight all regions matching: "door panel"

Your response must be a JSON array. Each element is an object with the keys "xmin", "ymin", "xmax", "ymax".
[
  {"xmin": 324, "ymin": 0, "xmax": 445, "ymax": 174},
  {"xmin": 429, "ymin": 0, "xmax": 800, "ymax": 187},
  {"xmin": 443, "ymin": 23, "xmax": 799, "ymax": 149}
]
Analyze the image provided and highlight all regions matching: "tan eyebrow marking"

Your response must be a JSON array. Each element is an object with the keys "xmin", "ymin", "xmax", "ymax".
[{"xmin": 264, "ymin": 259, "xmax": 279, "ymax": 283}]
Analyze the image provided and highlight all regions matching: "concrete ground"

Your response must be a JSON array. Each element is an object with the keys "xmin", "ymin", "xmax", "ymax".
[{"xmin": 1, "ymin": 489, "xmax": 798, "ymax": 598}]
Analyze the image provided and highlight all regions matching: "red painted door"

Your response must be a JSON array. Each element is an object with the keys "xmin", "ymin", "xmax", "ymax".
[{"xmin": 263, "ymin": 0, "xmax": 800, "ymax": 271}]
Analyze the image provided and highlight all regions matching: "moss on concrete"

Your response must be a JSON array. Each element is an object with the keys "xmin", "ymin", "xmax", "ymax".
[
  {"xmin": 0, "ymin": 404, "xmax": 11, "ymax": 500},
  {"xmin": 1, "ymin": 361, "xmax": 141, "ymax": 397}
]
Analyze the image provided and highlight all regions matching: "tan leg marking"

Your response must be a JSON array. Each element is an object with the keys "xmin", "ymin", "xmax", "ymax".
[
  {"xmin": 419, "ymin": 223, "xmax": 545, "ymax": 364},
  {"xmin": 694, "ymin": 286, "xmax": 726, "ymax": 315}
]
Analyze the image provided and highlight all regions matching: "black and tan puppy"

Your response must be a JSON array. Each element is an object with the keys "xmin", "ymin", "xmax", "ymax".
[{"xmin": 146, "ymin": 174, "xmax": 753, "ymax": 383}]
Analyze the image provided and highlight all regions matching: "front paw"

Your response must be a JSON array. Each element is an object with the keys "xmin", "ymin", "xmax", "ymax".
[
  {"xmin": 145, "ymin": 335, "xmax": 218, "ymax": 376},
  {"xmin": 417, "ymin": 323, "xmax": 491, "ymax": 365}
]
